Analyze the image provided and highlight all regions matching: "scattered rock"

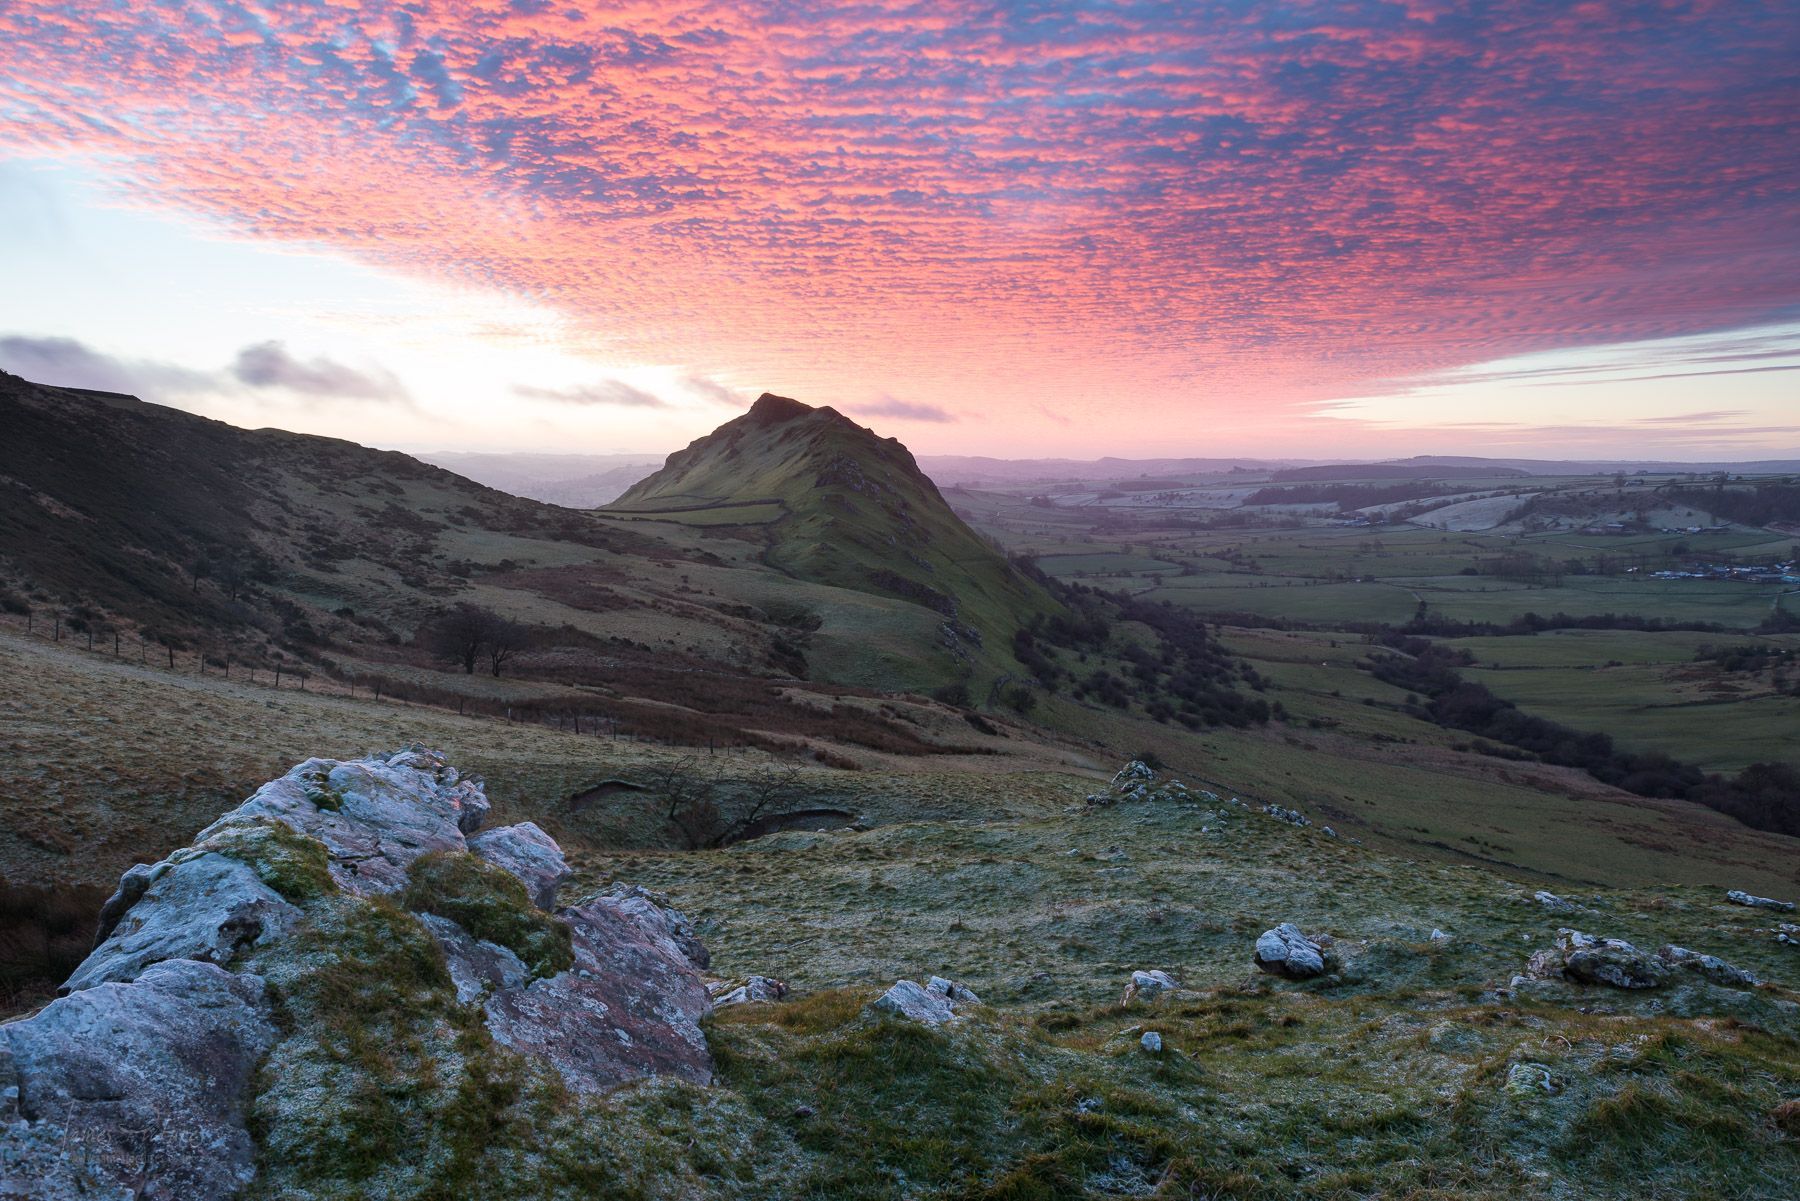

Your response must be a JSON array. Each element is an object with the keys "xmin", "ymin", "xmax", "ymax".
[
  {"xmin": 1254, "ymin": 923, "xmax": 1329, "ymax": 979},
  {"xmin": 869, "ymin": 974, "xmax": 981, "ymax": 1025},
  {"xmin": 1122, "ymin": 969, "xmax": 1179, "ymax": 1004},
  {"xmin": 468, "ymin": 821, "xmax": 570, "ymax": 910},
  {"xmin": 1533, "ymin": 890, "xmax": 1576, "ymax": 913},
  {"xmin": 1505, "ymin": 1062, "xmax": 1557, "ymax": 1097},
  {"xmin": 1727, "ymin": 889, "xmax": 1795, "ymax": 912},
  {"xmin": 1527, "ymin": 931, "xmax": 1759, "ymax": 992},
  {"xmin": 1084, "ymin": 761, "xmax": 1207, "ymax": 807},
  {"xmin": 1773, "ymin": 1098, "xmax": 1800, "ymax": 1137},
  {"xmin": 1657, "ymin": 944, "xmax": 1760, "ymax": 989},
  {"xmin": 0, "ymin": 959, "xmax": 277, "ymax": 1201},
  {"xmin": 1262, "ymin": 804, "xmax": 1310, "ymax": 828},
  {"xmin": 871, "ymin": 978, "xmax": 959, "ymax": 1025},
  {"xmin": 1531, "ymin": 930, "xmax": 1665, "ymax": 989},
  {"xmin": 1429, "ymin": 929, "xmax": 1451, "ymax": 943},
  {"xmin": 709, "ymin": 974, "xmax": 790, "ymax": 1006},
  {"xmin": 927, "ymin": 975, "xmax": 981, "ymax": 1004},
  {"xmin": 1140, "ymin": 1031, "xmax": 1163, "ymax": 1054}
]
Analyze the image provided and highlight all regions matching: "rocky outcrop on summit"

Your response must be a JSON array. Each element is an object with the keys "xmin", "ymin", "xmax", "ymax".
[
  {"xmin": 482, "ymin": 889, "xmax": 714, "ymax": 1091},
  {"xmin": 200, "ymin": 750, "xmax": 490, "ymax": 895},
  {"xmin": 61, "ymin": 846, "xmax": 301, "ymax": 994},
  {"xmin": 469, "ymin": 821, "xmax": 569, "ymax": 909},
  {"xmin": 0, "ymin": 748, "xmax": 714, "ymax": 1200}
]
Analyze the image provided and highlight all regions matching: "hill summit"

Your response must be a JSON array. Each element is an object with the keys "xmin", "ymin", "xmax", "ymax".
[{"xmin": 614, "ymin": 393, "xmax": 1058, "ymax": 678}]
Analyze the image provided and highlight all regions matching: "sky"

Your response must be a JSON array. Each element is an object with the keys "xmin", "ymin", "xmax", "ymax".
[{"xmin": 1, "ymin": 1, "xmax": 1797, "ymax": 460}]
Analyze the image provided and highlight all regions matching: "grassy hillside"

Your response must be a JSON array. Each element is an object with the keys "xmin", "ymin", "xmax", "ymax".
[{"xmin": 614, "ymin": 394, "xmax": 1062, "ymax": 686}]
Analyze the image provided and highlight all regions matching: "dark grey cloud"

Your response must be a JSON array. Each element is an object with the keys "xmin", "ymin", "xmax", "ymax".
[
  {"xmin": 858, "ymin": 395, "xmax": 955, "ymax": 423},
  {"xmin": 512, "ymin": 380, "xmax": 668, "ymax": 408},
  {"xmin": 231, "ymin": 340, "xmax": 409, "ymax": 401},
  {"xmin": 0, "ymin": 334, "xmax": 215, "ymax": 395},
  {"xmin": 0, "ymin": 333, "xmax": 410, "ymax": 406}
]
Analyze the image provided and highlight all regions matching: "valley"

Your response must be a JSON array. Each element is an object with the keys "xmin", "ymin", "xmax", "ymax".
[{"xmin": 2, "ymin": 377, "xmax": 1797, "ymax": 1199}]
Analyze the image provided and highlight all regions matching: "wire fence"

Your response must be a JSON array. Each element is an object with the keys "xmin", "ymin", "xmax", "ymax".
[{"xmin": 0, "ymin": 608, "xmax": 763, "ymax": 755}]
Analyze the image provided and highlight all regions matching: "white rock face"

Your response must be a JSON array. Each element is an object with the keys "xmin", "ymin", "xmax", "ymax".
[
  {"xmin": 63, "ymin": 851, "xmax": 300, "ymax": 993},
  {"xmin": 1254, "ymin": 923, "xmax": 1328, "ymax": 979},
  {"xmin": 469, "ymin": 821, "xmax": 570, "ymax": 910},
  {"xmin": 0, "ymin": 959, "xmax": 277, "ymax": 1201},
  {"xmin": 1122, "ymin": 969, "xmax": 1179, "ymax": 1004}
]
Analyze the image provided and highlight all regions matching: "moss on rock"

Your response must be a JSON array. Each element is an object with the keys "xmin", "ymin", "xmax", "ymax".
[
  {"xmin": 401, "ymin": 852, "xmax": 574, "ymax": 979},
  {"xmin": 199, "ymin": 817, "xmax": 337, "ymax": 903}
]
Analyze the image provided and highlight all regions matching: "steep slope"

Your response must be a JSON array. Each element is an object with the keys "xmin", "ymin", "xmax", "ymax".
[{"xmin": 614, "ymin": 393, "xmax": 1061, "ymax": 679}]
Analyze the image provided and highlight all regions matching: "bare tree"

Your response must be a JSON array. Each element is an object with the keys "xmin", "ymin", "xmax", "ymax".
[
  {"xmin": 645, "ymin": 758, "xmax": 804, "ymax": 849},
  {"xmin": 484, "ymin": 615, "xmax": 528, "ymax": 678},
  {"xmin": 423, "ymin": 603, "xmax": 492, "ymax": 674}
]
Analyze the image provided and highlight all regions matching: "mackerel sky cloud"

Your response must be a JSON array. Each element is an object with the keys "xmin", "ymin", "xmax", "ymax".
[{"xmin": 1, "ymin": 1, "xmax": 1796, "ymax": 455}]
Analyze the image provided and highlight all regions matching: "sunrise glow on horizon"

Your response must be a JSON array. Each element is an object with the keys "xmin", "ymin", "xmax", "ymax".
[{"xmin": 2, "ymin": 1, "xmax": 1797, "ymax": 459}]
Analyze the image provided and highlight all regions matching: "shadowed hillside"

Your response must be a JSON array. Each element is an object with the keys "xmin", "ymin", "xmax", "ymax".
[{"xmin": 0, "ymin": 369, "xmax": 638, "ymax": 643}]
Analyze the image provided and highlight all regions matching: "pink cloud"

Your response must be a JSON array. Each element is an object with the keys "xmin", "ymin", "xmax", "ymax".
[{"xmin": 0, "ymin": 1, "xmax": 1794, "ymax": 451}]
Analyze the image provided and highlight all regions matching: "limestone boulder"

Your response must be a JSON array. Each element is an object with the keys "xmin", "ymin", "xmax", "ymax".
[
  {"xmin": 481, "ymin": 893, "xmax": 715, "ymax": 1093},
  {"xmin": 870, "ymin": 979, "xmax": 958, "ymax": 1026},
  {"xmin": 1727, "ymin": 889, "xmax": 1794, "ymax": 912},
  {"xmin": 198, "ymin": 749, "xmax": 486, "ymax": 895},
  {"xmin": 1657, "ymin": 944, "xmax": 1760, "ymax": 989},
  {"xmin": 0, "ymin": 959, "xmax": 276, "ymax": 1201},
  {"xmin": 1554, "ymin": 930, "xmax": 1666, "ymax": 990},
  {"xmin": 468, "ymin": 822, "xmax": 570, "ymax": 910},
  {"xmin": 63, "ymin": 852, "xmax": 299, "ymax": 994},
  {"xmin": 1122, "ymin": 969, "xmax": 1179, "ymax": 1004},
  {"xmin": 1254, "ymin": 923, "xmax": 1329, "ymax": 979},
  {"xmin": 709, "ymin": 975, "xmax": 789, "ymax": 1007}
]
